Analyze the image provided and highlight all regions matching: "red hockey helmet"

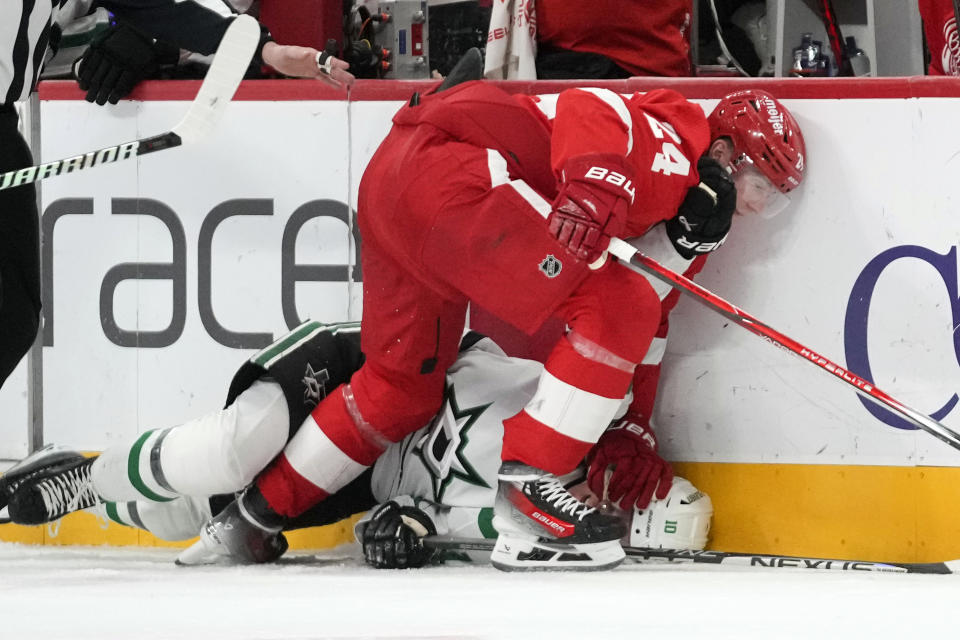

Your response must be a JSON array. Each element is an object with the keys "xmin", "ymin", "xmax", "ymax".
[{"xmin": 707, "ymin": 89, "xmax": 805, "ymax": 194}]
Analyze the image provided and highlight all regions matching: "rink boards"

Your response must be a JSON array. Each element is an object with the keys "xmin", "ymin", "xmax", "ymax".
[{"xmin": 1, "ymin": 77, "xmax": 959, "ymax": 562}]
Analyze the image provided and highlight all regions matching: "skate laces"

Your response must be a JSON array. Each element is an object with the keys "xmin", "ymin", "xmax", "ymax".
[
  {"xmin": 536, "ymin": 475, "xmax": 597, "ymax": 521},
  {"xmin": 38, "ymin": 462, "xmax": 98, "ymax": 537},
  {"xmin": 47, "ymin": 498, "xmax": 108, "ymax": 538}
]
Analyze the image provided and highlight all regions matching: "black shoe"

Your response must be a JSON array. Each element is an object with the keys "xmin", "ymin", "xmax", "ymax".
[{"xmin": 7, "ymin": 456, "xmax": 98, "ymax": 525}]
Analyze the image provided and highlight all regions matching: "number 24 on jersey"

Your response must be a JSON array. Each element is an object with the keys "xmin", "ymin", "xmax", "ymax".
[{"xmin": 645, "ymin": 113, "xmax": 691, "ymax": 177}]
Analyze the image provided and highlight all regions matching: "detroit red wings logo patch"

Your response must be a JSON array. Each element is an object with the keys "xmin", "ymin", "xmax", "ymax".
[{"xmin": 943, "ymin": 17, "xmax": 960, "ymax": 75}]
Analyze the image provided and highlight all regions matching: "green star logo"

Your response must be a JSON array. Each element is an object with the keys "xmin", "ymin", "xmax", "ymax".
[{"xmin": 415, "ymin": 383, "xmax": 492, "ymax": 502}]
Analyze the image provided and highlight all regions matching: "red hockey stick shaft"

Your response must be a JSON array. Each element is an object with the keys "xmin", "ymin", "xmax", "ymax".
[
  {"xmin": 818, "ymin": 0, "xmax": 852, "ymax": 76},
  {"xmin": 606, "ymin": 238, "xmax": 960, "ymax": 452}
]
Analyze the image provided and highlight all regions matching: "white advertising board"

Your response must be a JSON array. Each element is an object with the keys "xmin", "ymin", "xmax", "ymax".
[
  {"xmin": 657, "ymin": 97, "xmax": 960, "ymax": 467},
  {"xmin": 3, "ymin": 81, "xmax": 957, "ymax": 468},
  {"xmin": 34, "ymin": 98, "xmax": 364, "ymax": 452}
]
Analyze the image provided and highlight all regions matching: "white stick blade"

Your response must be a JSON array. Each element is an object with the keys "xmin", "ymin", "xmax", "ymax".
[
  {"xmin": 943, "ymin": 560, "xmax": 960, "ymax": 574},
  {"xmin": 172, "ymin": 14, "xmax": 260, "ymax": 145}
]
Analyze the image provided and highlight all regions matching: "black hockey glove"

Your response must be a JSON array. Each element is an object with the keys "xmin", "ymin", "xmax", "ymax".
[
  {"xmin": 75, "ymin": 23, "xmax": 161, "ymax": 106},
  {"xmin": 361, "ymin": 501, "xmax": 437, "ymax": 569},
  {"xmin": 664, "ymin": 157, "xmax": 737, "ymax": 260}
]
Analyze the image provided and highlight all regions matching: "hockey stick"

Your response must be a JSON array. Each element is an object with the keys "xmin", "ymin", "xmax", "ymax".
[
  {"xmin": 817, "ymin": 0, "xmax": 852, "ymax": 76},
  {"xmin": 423, "ymin": 536, "xmax": 960, "ymax": 574},
  {"xmin": 605, "ymin": 238, "xmax": 960, "ymax": 452},
  {"xmin": 0, "ymin": 15, "xmax": 260, "ymax": 192}
]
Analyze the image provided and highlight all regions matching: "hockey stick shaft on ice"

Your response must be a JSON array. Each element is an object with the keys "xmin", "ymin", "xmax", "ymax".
[
  {"xmin": 423, "ymin": 536, "xmax": 960, "ymax": 574},
  {"xmin": 0, "ymin": 15, "xmax": 260, "ymax": 192},
  {"xmin": 605, "ymin": 238, "xmax": 960, "ymax": 452}
]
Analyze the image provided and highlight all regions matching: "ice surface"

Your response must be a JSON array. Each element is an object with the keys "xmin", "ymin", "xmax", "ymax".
[{"xmin": 1, "ymin": 542, "xmax": 956, "ymax": 639}]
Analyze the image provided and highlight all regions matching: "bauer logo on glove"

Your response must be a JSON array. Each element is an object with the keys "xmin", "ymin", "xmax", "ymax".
[
  {"xmin": 583, "ymin": 166, "xmax": 636, "ymax": 202},
  {"xmin": 587, "ymin": 414, "xmax": 673, "ymax": 511},
  {"xmin": 548, "ymin": 153, "xmax": 636, "ymax": 265},
  {"xmin": 664, "ymin": 157, "xmax": 736, "ymax": 260}
]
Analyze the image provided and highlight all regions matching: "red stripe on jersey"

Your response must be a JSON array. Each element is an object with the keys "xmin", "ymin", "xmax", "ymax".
[
  {"xmin": 501, "ymin": 410, "xmax": 594, "ymax": 475},
  {"xmin": 255, "ymin": 454, "xmax": 330, "ymax": 518}
]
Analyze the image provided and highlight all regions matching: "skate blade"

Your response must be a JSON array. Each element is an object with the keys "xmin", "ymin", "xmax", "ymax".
[
  {"xmin": 4, "ymin": 444, "xmax": 78, "ymax": 475},
  {"xmin": 490, "ymin": 532, "xmax": 625, "ymax": 572},
  {"xmin": 175, "ymin": 536, "xmax": 231, "ymax": 566}
]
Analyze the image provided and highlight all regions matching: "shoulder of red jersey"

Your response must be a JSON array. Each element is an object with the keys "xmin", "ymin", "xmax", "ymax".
[{"xmin": 623, "ymin": 89, "xmax": 712, "ymax": 162}]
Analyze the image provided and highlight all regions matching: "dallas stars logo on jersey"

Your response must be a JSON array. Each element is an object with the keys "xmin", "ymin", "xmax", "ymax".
[
  {"xmin": 302, "ymin": 363, "xmax": 330, "ymax": 407},
  {"xmin": 414, "ymin": 383, "xmax": 492, "ymax": 502}
]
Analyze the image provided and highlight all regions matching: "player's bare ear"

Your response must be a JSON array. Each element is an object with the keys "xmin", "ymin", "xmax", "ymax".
[{"xmin": 707, "ymin": 137, "xmax": 734, "ymax": 167}]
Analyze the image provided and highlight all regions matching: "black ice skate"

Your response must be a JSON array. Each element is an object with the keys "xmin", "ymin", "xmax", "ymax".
[
  {"xmin": 491, "ymin": 461, "xmax": 626, "ymax": 571},
  {"xmin": 0, "ymin": 444, "xmax": 88, "ymax": 516},
  {"xmin": 7, "ymin": 454, "xmax": 99, "ymax": 525}
]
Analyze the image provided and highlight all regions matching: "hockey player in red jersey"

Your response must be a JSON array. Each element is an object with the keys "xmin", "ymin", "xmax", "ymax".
[
  {"xmin": 108, "ymin": 55, "xmax": 799, "ymax": 570},
  {"xmin": 201, "ymin": 78, "xmax": 805, "ymax": 571},
  {"xmin": 207, "ymin": 68, "xmax": 806, "ymax": 570}
]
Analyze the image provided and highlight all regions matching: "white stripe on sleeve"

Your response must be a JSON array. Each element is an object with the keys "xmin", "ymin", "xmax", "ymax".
[
  {"xmin": 487, "ymin": 148, "xmax": 553, "ymax": 219},
  {"xmin": 524, "ymin": 370, "xmax": 623, "ymax": 443},
  {"xmin": 577, "ymin": 87, "xmax": 634, "ymax": 154},
  {"xmin": 283, "ymin": 415, "xmax": 370, "ymax": 494}
]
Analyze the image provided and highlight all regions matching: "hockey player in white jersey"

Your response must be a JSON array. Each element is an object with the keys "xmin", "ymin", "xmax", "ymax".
[
  {"xmin": 352, "ymin": 332, "xmax": 713, "ymax": 569},
  {"xmin": 1, "ymin": 322, "xmax": 711, "ymax": 569}
]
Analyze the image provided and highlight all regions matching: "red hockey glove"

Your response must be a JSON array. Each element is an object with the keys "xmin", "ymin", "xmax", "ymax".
[
  {"xmin": 548, "ymin": 154, "xmax": 635, "ymax": 265},
  {"xmin": 586, "ymin": 415, "xmax": 673, "ymax": 511}
]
